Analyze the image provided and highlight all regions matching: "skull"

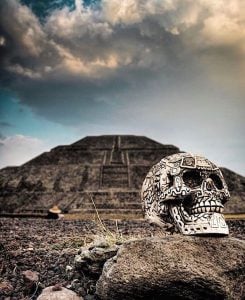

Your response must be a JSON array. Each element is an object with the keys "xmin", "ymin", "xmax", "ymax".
[{"xmin": 141, "ymin": 153, "xmax": 230, "ymax": 235}]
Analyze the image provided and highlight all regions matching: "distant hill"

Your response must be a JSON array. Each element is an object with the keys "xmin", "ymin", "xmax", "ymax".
[
  {"xmin": 220, "ymin": 168, "xmax": 245, "ymax": 213},
  {"xmin": 0, "ymin": 135, "xmax": 244, "ymax": 217}
]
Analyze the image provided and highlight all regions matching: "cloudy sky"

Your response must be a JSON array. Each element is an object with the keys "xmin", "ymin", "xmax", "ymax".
[{"xmin": 0, "ymin": 0, "xmax": 244, "ymax": 175}]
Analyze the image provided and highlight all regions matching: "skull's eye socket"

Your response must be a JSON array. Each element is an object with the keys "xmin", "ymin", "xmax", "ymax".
[
  {"xmin": 209, "ymin": 174, "xmax": 223, "ymax": 190},
  {"xmin": 183, "ymin": 170, "xmax": 202, "ymax": 188}
]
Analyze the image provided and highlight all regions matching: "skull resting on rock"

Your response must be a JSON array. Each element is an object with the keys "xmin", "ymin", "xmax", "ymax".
[{"xmin": 141, "ymin": 153, "xmax": 230, "ymax": 235}]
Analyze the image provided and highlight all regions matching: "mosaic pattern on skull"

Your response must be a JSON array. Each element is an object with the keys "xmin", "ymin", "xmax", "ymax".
[{"xmin": 141, "ymin": 153, "xmax": 230, "ymax": 235}]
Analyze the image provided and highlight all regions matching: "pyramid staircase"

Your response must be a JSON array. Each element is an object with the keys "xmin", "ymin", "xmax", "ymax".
[{"xmin": 0, "ymin": 135, "xmax": 181, "ymax": 219}]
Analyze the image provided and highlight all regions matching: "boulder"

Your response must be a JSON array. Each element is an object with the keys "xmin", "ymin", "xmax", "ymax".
[
  {"xmin": 37, "ymin": 285, "xmax": 81, "ymax": 300},
  {"xmin": 96, "ymin": 236, "xmax": 245, "ymax": 300}
]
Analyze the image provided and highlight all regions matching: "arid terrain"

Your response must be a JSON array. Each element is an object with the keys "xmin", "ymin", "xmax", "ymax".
[{"xmin": 0, "ymin": 218, "xmax": 244, "ymax": 299}]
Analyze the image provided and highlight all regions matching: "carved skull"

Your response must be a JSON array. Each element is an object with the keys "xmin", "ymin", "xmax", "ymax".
[{"xmin": 141, "ymin": 153, "xmax": 230, "ymax": 235}]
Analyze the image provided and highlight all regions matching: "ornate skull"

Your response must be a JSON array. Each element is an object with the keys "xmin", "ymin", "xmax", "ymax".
[{"xmin": 141, "ymin": 153, "xmax": 230, "ymax": 235}]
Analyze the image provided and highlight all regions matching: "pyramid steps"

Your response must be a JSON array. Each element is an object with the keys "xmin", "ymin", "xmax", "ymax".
[{"xmin": 0, "ymin": 135, "xmax": 243, "ymax": 216}]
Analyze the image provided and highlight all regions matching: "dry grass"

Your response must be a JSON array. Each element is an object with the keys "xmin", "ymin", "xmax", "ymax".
[
  {"xmin": 87, "ymin": 194, "xmax": 130, "ymax": 246},
  {"xmin": 224, "ymin": 213, "xmax": 245, "ymax": 220},
  {"xmin": 63, "ymin": 212, "xmax": 143, "ymax": 220},
  {"xmin": 64, "ymin": 213, "xmax": 245, "ymax": 221}
]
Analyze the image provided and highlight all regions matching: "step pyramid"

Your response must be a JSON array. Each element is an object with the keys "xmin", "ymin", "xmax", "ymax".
[{"xmin": 0, "ymin": 135, "xmax": 244, "ymax": 217}]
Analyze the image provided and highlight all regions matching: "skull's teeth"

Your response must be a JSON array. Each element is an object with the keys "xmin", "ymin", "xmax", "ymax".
[{"xmin": 190, "ymin": 206, "xmax": 223, "ymax": 214}]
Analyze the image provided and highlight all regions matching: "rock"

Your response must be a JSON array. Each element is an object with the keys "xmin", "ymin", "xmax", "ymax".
[
  {"xmin": 22, "ymin": 269, "xmax": 39, "ymax": 293},
  {"xmin": 37, "ymin": 286, "xmax": 81, "ymax": 300},
  {"xmin": 96, "ymin": 236, "xmax": 245, "ymax": 300},
  {"xmin": 75, "ymin": 238, "xmax": 119, "ymax": 277},
  {"xmin": 22, "ymin": 270, "xmax": 39, "ymax": 283},
  {"xmin": 0, "ymin": 280, "xmax": 14, "ymax": 293},
  {"xmin": 66, "ymin": 265, "xmax": 73, "ymax": 272},
  {"xmin": 88, "ymin": 237, "xmax": 110, "ymax": 249}
]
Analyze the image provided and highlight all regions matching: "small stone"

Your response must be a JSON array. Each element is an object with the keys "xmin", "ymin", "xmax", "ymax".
[
  {"xmin": 66, "ymin": 265, "xmax": 73, "ymax": 272},
  {"xmin": 26, "ymin": 247, "xmax": 34, "ymax": 251},
  {"xmin": 75, "ymin": 243, "xmax": 119, "ymax": 277},
  {"xmin": 0, "ymin": 280, "xmax": 14, "ymax": 292},
  {"xmin": 37, "ymin": 286, "xmax": 81, "ymax": 300},
  {"xmin": 88, "ymin": 237, "xmax": 109, "ymax": 250},
  {"xmin": 22, "ymin": 270, "xmax": 39, "ymax": 283},
  {"xmin": 80, "ymin": 249, "xmax": 92, "ymax": 260},
  {"xmin": 52, "ymin": 284, "xmax": 62, "ymax": 291},
  {"xmin": 71, "ymin": 279, "xmax": 80, "ymax": 284}
]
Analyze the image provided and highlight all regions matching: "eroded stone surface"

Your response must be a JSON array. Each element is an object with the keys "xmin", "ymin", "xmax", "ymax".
[{"xmin": 96, "ymin": 236, "xmax": 245, "ymax": 300}]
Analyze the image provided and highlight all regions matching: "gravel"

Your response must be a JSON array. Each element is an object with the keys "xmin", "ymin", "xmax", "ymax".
[{"xmin": 0, "ymin": 218, "xmax": 244, "ymax": 299}]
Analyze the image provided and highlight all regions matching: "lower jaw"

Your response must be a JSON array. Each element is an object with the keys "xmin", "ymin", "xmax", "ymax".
[
  {"xmin": 180, "ymin": 213, "xmax": 229, "ymax": 236},
  {"xmin": 169, "ymin": 205, "xmax": 229, "ymax": 236}
]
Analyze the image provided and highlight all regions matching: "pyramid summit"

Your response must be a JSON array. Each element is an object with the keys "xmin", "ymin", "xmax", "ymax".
[{"xmin": 0, "ymin": 135, "xmax": 244, "ymax": 217}]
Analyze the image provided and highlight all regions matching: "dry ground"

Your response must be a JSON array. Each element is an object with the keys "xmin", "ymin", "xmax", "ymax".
[{"xmin": 0, "ymin": 218, "xmax": 244, "ymax": 299}]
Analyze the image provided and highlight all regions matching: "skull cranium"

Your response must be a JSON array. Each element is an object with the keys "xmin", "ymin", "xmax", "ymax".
[{"xmin": 141, "ymin": 153, "xmax": 230, "ymax": 235}]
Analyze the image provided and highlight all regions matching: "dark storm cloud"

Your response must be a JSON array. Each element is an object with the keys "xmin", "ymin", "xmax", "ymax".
[
  {"xmin": 14, "ymin": 76, "xmax": 129, "ymax": 124},
  {"xmin": 0, "ymin": 0, "xmax": 175, "ymax": 124},
  {"xmin": 0, "ymin": 0, "xmax": 244, "ymax": 126}
]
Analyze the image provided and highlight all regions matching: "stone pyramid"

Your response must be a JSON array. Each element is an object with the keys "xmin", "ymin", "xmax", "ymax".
[
  {"xmin": 0, "ymin": 135, "xmax": 179, "ymax": 217},
  {"xmin": 0, "ymin": 135, "xmax": 244, "ymax": 218}
]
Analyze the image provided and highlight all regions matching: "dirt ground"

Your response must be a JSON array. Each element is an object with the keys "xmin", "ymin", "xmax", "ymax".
[{"xmin": 0, "ymin": 218, "xmax": 244, "ymax": 299}]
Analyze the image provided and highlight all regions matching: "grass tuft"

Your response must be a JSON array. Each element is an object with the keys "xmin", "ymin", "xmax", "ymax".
[{"xmin": 88, "ymin": 194, "xmax": 130, "ymax": 246}]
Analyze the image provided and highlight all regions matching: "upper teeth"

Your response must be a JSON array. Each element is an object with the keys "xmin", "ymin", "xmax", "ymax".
[{"xmin": 190, "ymin": 206, "xmax": 223, "ymax": 214}]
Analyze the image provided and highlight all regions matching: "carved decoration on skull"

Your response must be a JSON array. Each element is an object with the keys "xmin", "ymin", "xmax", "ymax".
[{"xmin": 141, "ymin": 153, "xmax": 230, "ymax": 235}]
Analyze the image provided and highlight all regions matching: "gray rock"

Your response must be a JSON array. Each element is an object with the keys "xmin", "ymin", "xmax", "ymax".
[
  {"xmin": 88, "ymin": 237, "xmax": 110, "ymax": 249},
  {"xmin": 37, "ymin": 285, "xmax": 81, "ymax": 300},
  {"xmin": 96, "ymin": 236, "xmax": 245, "ymax": 300},
  {"xmin": 75, "ymin": 238, "xmax": 119, "ymax": 277}
]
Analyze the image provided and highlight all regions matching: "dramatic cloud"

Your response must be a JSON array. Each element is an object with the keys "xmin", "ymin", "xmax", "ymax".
[
  {"xmin": 0, "ymin": 134, "xmax": 48, "ymax": 168},
  {"xmin": 0, "ymin": 0, "xmax": 244, "ymax": 173},
  {"xmin": 0, "ymin": 0, "xmax": 244, "ymax": 122}
]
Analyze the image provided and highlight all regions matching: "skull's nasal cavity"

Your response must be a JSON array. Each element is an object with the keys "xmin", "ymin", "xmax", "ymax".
[{"xmin": 206, "ymin": 178, "xmax": 215, "ymax": 191}]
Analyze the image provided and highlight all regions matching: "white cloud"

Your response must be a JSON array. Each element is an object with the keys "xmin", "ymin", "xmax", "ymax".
[
  {"xmin": 0, "ymin": 135, "xmax": 49, "ymax": 168},
  {"xmin": 0, "ymin": 0, "xmax": 45, "ymax": 57},
  {"xmin": 6, "ymin": 64, "xmax": 42, "ymax": 79},
  {"xmin": 1, "ymin": 0, "xmax": 244, "ymax": 82},
  {"xmin": 102, "ymin": 0, "xmax": 142, "ymax": 24}
]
